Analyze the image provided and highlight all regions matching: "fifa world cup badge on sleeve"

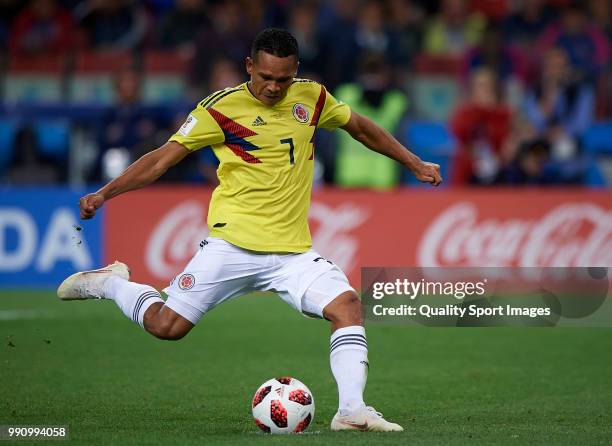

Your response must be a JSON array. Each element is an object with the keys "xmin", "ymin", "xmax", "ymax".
[{"xmin": 179, "ymin": 115, "xmax": 198, "ymax": 136}]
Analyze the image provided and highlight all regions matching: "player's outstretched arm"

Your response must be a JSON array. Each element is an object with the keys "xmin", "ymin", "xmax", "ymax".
[
  {"xmin": 341, "ymin": 111, "xmax": 442, "ymax": 186},
  {"xmin": 79, "ymin": 141, "xmax": 190, "ymax": 219}
]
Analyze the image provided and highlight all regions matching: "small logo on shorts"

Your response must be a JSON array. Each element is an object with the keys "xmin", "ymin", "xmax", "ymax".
[
  {"xmin": 292, "ymin": 103, "xmax": 309, "ymax": 123},
  {"xmin": 178, "ymin": 274, "xmax": 195, "ymax": 290}
]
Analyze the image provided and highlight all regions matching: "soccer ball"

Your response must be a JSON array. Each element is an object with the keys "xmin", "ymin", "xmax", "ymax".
[{"xmin": 251, "ymin": 376, "xmax": 315, "ymax": 434}]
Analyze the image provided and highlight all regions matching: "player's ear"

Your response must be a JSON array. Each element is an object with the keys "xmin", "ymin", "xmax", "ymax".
[{"xmin": 246, "ymin": 57, "xmax": 254, "ymax": 75}]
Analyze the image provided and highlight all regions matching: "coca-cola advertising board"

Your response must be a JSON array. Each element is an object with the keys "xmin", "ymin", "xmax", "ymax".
[{"xmin": 105, "ymin": 187, "xmax": 612, "ymax": 287}]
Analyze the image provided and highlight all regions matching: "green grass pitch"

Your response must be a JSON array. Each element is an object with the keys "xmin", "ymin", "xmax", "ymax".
[{"xmin": 1, "ymin": 291, "xmax": 611, "ymax": 445}]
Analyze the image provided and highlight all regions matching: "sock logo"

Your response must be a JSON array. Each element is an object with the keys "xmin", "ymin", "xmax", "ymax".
[{"xmin": 361, "ymin": 360, "xmax": 369, "ymax": 381}]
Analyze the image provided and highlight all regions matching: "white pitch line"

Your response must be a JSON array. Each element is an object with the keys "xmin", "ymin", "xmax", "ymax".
[{"xmin": 0, "ymin": 309, "xmax": 57, "ymax": 320}]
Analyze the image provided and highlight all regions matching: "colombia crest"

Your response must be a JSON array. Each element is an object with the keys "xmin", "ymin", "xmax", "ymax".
[
  {"xmin": 292, "ymin": 103, "xmax": 309, "ymax": 123},
  {"xmin": 178, "ymin": 273, "xmax": 195, "ymax": 290}
]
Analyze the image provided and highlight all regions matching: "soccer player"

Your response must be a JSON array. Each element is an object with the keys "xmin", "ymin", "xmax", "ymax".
[{"xmin": 58, "ymin": 28, "xmax": 442, "ymax": 432}]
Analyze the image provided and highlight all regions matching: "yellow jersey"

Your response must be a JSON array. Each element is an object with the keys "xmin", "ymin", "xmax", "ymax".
[{"xmin": 169, "ymin": 80, "xmax": 352, "ymax": 253}]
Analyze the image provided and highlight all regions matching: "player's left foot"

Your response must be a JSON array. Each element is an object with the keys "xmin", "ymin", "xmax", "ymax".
[
  {"xmin": 57, "ymin": 261, "xmax": 130, "ymax": 300},
  {"xmin": 330, "ymin": 406, "xmax": 403, "ymax": 432}
]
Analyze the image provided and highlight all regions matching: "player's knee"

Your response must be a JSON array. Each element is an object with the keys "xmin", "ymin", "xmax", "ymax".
[
  {"xmin": 148, "ymin": 319, "xmax": 189, "ymax": 341},
  {"xmin": 143, "ymin": 303, "xmax": 193, "ymax": 340},
  {"xmin": 323, "ymin": 291, "xmax": 363, "ymax": 325},
  {"xmin": 145, "ymin": 315, "xmax": 191, "ymax": 341}
]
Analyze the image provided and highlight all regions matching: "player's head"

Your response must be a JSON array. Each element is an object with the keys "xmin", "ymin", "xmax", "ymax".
[{"xmin": 246, "ymin": 28, "xmax": 299, "ymax": 106}]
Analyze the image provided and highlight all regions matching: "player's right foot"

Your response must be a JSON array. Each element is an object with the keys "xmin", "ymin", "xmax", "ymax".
[
  {"xmin": 330, "ymin": 406, "xmax": 403, "ymax": 432},
  {"xmin": 57, "ymin": 261, "xmax": 130, "ymax": 300}
]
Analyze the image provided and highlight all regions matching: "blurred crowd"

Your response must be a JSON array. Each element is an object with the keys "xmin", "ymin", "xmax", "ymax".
[{"xmin": 0, "ymin": 0, "xmax": 611, "ymax": 187}]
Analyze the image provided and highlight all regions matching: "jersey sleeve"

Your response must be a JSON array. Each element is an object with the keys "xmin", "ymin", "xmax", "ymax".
[
  {"xmin": 317, "ymin": 88, "xmax": 352, "ymax": 131},
  {"xmin": 169, "ymin": 106, "xmax": 224, "ymax": 151}
]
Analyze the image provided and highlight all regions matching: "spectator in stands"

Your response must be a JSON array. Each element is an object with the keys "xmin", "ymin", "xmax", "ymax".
[
  {"xmin": 352, "ymin": 1, "xmax": 395, "ymax": 60},
  {"xmin": 470, "ymin": 0, "xmax": 510, "ymax": 22},
  {"xmin": 145, "ymin": 0, "xmax": 175, "ymax": 18},
  {"xmin": 498, "ymin": 134, "xmax": 588, "ymax": 185},
  {"xmin": 92, "ymin": 67, "xmax": 160, "ymax": 181},
  {"xmin": 328, "ymin": 0, "xmax": 400, "ymax": 83},
  {"xmin": 325, "ymin": 0, "xmax": 404, "ymax": 88},
  {"xmin": 5, "ymin": 126, "xmax": 64, "ymax": 184},
  {"xmin": 238, "ymin": 0, "xmax": 267, "ymax": 32},
  {"xmin": 207, "ymin": 58, "xmax": 243, "ymax": 92},
  {"xmin": 386, "ymin": 0, "xmax": 425, "ymax": 77},
  {"xmin": 523, "ymin": 47, "xmax": 594, "ymax": 160},
  {"xmin": 589, "ymin": 0, "xmax": 612, "ymax": 41},
  {"xmin": 450, "ymin": 68, "xmax": 513, "ymax": 184},
  {"xmin": 319, "ymin": 0, "xmax": 358, "ymax": 88},
  {"xmin": 0, "ymin": 0, "xmax": 20, "ymax": 50},
  {"xmin": 156, "ymin": 0, "xmax": 206, "ymax": 53},
  {"xmin": 75, "ymin": 0, "xmax": 150, "ymax": 50},
  {"xmin": 9, "ymin": 0, "xmax": 74, "ymax": 54},
  {"xmin": 334, "ymin": 54, "xmax": 408, "ymax": 189},
  {"xmin": 538, "ymin": 2, "xmax": 609, "ymax": 83},
  {"xmin": 59, "ymin": 0, "xmax": 86, "ymax": 10},
  {"xmin": 497, "ymin": 139, "xmax": 557, "ymax": 185},
  {"xmin": 588, "ymin": 0, "xmax": 612, "ymax": 117},
  {"xmin": 502, "ymin": 0, "xmax": 556, "ymax": 51},
  {"xmin": 287, "ymin": 2, "xmax": 324, "ymax": 80},
  {"xmin": 190, "ymin": 0, "xmax": 253, "ymax": 94},
  {"xmin": 463, "ymin": 23, "xmax": 529, "ymax": 109},
  {"xmin": 423, "ymin": 0, "xmax": 486, "ymax": 56},
  {"xmin": 323, "ymin": 0, "xmax": 398, "ymax": 89},
  {"xmin": 260, "ymin": 1, "xmax": 286, "ymax": 29}
]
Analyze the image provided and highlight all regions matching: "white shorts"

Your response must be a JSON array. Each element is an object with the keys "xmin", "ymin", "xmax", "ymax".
[{"xmin": 163, "ymin": 237, "xmax": 354, "ymax": 324}]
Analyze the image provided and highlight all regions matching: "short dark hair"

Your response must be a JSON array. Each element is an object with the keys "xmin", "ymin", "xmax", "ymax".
[{"xmin": 251, "ymin": 28, "xmax": 299, "ymax": 60}]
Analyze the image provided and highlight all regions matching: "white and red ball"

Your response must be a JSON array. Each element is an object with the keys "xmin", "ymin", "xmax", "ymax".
[{"xmin": 252, "ymin": 377, "xmax": 315, "ymax": 434}]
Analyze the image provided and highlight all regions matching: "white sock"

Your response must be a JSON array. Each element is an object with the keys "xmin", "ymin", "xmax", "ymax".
[
  {"xmin": 104, "ymin": 276, "xmax": 164, "ymax": 327},
  {"xmin": 330, "ymin": 325, "xmax": 368, "ymax": 415}
]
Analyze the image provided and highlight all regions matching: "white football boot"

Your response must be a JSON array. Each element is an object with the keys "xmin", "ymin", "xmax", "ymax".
[
  {"xmin": 57, "ymin": 261, "xmax": 130, "ymax": 300},
  {"xmin": 331, "ymin": 406, "xmax": 403, "ymax": 432}
]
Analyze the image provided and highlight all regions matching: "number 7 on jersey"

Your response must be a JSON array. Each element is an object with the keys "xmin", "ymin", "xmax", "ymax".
[{"xmin": 280, "ymin": 138, "xmax": 295, "ymax": 166}]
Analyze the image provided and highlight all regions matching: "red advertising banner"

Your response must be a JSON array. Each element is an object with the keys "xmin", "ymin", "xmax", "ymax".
[{"xmin": 105, "ymin": 187, "xmax": 612, "ymax": 287}]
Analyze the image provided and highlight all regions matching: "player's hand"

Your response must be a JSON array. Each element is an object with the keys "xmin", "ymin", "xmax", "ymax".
[
  {"xmin": 413, "ymin": 161, "xmax": 443, "ymax": 186},
  {"xmin": 79, "ymin": 193, "xmax": 105, "ymax": 219}
]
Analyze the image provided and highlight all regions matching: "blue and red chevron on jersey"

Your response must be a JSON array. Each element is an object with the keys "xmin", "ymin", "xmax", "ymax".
[
  {"xmin": 208, "ymin": 108, "xmax": 262, "ymax": 164},
  {"xmin": 168, "ymin": 80, "xmax": 351, "ymax": 253}
]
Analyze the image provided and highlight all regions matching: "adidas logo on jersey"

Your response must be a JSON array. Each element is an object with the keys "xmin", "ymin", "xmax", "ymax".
[{"xmin": 252, "ymin": 116, "xmax": 267, "ymax": 126}]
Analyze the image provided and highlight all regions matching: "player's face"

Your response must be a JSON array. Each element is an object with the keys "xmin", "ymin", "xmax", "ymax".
[{"xmin": 246, "ymin": 51, "xmax": 298, "ymax": 106}]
